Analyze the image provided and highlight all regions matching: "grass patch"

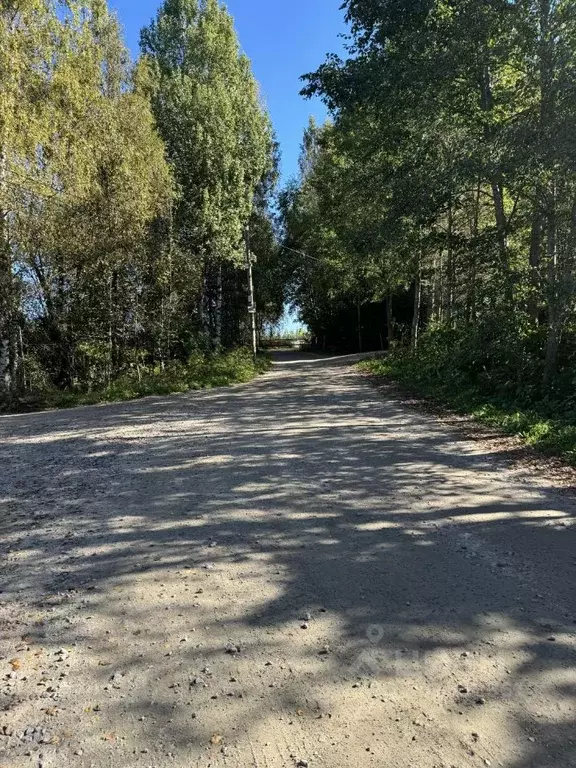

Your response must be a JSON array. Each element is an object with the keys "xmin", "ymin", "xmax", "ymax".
[
  {"xmin": 359, "ymin": 355, "xmax": 576, "ymax": 466},
  {"xmin": 5, "ymin": 349, "xmax": 271, "ymax": 414}
]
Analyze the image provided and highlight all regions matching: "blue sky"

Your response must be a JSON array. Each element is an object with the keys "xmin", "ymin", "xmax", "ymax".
[{"xmin": 108, "ymin": 0, "xmax": 347, "ymax": 182}]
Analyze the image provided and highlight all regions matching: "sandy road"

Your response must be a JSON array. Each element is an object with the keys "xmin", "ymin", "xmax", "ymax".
[{"xmin": 1, "ymin": 352, "xmax": 576, "ymax": 768}]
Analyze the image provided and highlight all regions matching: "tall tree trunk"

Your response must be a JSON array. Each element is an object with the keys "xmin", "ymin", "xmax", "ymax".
[
  {"xmin": 0, "ymin": 336, "xmax": 9, "ymax": 392},
  {"xmin": 466, "ymin": 181, "xmax": 481, "ymax": 325},
  {"xmin": 543, "ymin": 191, "xmax": 558, "ymax": 390},
  {"xmin": 529, "ymin": 207, "xmax": 542, "ymax": 324},
  {"xmin": 165, "ymin": 203, "xmax": 174, "ymax": 364},
  {"xmin": 109, "ymin": 268, "xmax": 121, "ymax": 378},
  {"xmin": 438, "ymin": 248, "xmax": 445, "ymax": 323},
  {"xmin": 446, "ymin": 195, "xmax": 455, "ymax": 325},
  {"xmin": 214, "ymin": 262, "xmax": 223, "ymax": 348},
  {"xmin": 0, "ymin": 146, "xmax": 12, "ymax": 393},
  {"xmin": 479, "ymin": 64, "xmax": 510, "ymax": 286},
  {"xmin": 411, "ymin": 251, "xmax": 422, "ymax": 351},
  {"xmin": 431, "ymin": 254, "xmax": 438, "ymax": 322},
  {"xmin": 490, "ymin": 176, "xmax": 509, "ymax": 273},
  {"xmin": 17, "ymin": 324, "xmax": 25, "ymax": 391},
  {"xmin": 540, "ymin": 0, "xmax": 559, "ymax": 390},
  {"xmin": 386, "ymin": 293, "xmax": 394, "ymax": 347},
  {"xmin": 199, "ymin": 261, "xmax": 210, "ymax": 346},
  {"xmin": 357, "ymin": 295, "xmax": 363, "ymax": 353}
]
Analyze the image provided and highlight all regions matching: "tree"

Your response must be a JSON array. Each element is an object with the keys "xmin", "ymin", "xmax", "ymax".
[
  {"xmin": 1, "ymin": 0, "xmax": 173, "ymax": 398},
  {"xmin": 292, "ymin": 0, "xmax": 576, "ymax": 399},
  {"xmin": 140, "ymin": 0, "xmax": 274, "ymax": 348},
  {"xmin": 0, "ymin": 0, "xmax": 58, "ymax": 390}
]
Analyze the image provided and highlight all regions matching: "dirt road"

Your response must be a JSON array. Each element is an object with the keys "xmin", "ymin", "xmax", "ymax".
[{"xmin": 1, "ymin": 353, "xmax": 576, "ymax": 768}]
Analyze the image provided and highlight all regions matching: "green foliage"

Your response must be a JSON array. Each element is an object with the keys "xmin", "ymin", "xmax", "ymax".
[
  {"xmin": 141, "ymin": 0, "xmax": 273, "ymax": 266},
  {"xmin": 140, "ymin": 0, "xmax": 276, "ymax": 348},
  {"xmin": 1, "ymin": 0, "xmax": 277, "ymax": 405},
  {"xmin": 280, "ymin": 0, "xmax": 576, "ymax": 431},
  {"xmin": 360, "ymin": 339, "xmax": 576, "ymax": 465},
  {"xmin": 5, "ymin": 349, "xmax": 270, "ymax": 412},
  {"xmin": 279, "ymin": 121, "xmax": 367, "ymax": 346}
]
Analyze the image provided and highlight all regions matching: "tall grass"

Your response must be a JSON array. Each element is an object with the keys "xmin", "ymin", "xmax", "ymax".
[{"xmin": 5, "ymin": 349, "xmax": 271, "ymax": 413}]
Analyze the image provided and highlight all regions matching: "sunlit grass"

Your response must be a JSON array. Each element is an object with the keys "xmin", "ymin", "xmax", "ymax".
[
  {"xmin": 360, "ymin": 356, "xmax": 576, "ymax": 466},
  {"xmin": 8, "ymin": 349, "xmax": 271, "ymax": 413}
]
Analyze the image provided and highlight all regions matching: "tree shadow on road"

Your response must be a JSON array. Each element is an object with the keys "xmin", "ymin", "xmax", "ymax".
[{"xmin": 1, "ymin": 353, "xmax": 575, "ymax": 766}]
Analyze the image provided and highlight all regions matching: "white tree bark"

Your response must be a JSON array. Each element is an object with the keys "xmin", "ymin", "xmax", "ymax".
[{"xmin": 0, "ymin": 145, "xmax": 12, "ymax": 393}]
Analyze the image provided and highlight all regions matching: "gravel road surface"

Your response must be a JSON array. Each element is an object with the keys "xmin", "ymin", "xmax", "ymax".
[{"xmin": 1, "ymin": 352, "xmax": 576, "ymax": 768}]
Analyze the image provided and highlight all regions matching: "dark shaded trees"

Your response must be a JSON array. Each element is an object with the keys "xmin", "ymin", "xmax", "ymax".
[{"xmin": 283, "ymin": 0, "xmax": 576, "ymax": 400}]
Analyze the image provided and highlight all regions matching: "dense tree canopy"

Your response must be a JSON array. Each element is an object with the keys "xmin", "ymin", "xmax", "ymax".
[
  {"xmin": 7, "ymin": 0, "xmax": 576, "ymax": 420},
  {"xmin": 1, "ymin": 0, "xmax": 277, "ymax": 408},
  {"xmin": 141, "ymin": 0, "xmax": 276, "ymax": 348},
  {"xmin": 282, "ymin": 0, "xmax": 576, "ymax": 409}
]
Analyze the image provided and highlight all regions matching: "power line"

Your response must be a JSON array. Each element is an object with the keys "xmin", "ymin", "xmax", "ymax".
[{"xmin": 278, "ymin": 243, "xmax": 322, "ymax": 263}]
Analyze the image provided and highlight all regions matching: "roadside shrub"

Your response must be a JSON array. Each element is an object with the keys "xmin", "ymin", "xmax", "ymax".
[
  {"xmin": 359, "ymin": 324, "xmax": 576, "ymax": 465},
  {"xmin": 3, "ymin": 349, "xmax": 271, "ymax": 413}
]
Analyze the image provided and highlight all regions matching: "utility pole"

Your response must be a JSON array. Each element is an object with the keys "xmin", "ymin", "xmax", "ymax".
[{"xmin": 244, "ymin": 225, "xmax": 258, "ymax": 362}]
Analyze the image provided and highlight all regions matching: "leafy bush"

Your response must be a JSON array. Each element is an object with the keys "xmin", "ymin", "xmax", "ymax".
[
  {"xmin": 359, "ymin": 326, "xmax": 576, "ymax": 465},
  {"xmin": 4, "ymin": 349, "xmax": 271, "ymax": 413}
]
